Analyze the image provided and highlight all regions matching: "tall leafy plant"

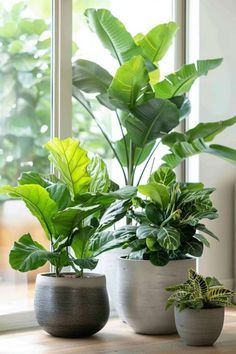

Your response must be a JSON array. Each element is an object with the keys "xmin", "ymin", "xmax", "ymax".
[
  {"xmin": 72, "ymin": 8, "xmax": 236, "ymax": 186},
  {"xmin": 0, "ymin": 138, "xmax": 136, "ymax": 277}
]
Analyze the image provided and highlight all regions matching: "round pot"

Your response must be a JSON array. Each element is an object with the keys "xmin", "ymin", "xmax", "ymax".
[
  {"xmin": 174, "ymin": 306, "xmax": 224, "ymax": 346},
  {"xmin": 34, "ymin": 272, "xmax": 109, "ymax": 338},
  {"xmin": 116, "ymin": 257, "xmax": 196, "ymax": 334}
]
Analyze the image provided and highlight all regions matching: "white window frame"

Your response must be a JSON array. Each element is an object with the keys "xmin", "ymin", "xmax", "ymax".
[{"xmin": 0, "ymin": 0, "xmax": 186, "ymax": 331}]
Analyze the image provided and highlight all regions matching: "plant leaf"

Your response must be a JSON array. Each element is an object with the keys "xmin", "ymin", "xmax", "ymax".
[
  {"xmin": 9, "ymin": 234, "xmax": 52, "ymax": 272},
  {"xmin": 71, "ymin": 226, "xmax": 95, "ymax": 258},
  {"xmin": 0, "ymin": 184, "xmax": 57, "ymax": 239},
  {"xmin": 186, "ymin": 116, "xmax": 236, "ymax": 142},
  {"xmin": 138, "ymin": 182, "xmax": 170, "ymax": 209},
  {"xmin": 139, "ymin": 22, "xmax": 178, "ymax": 62},
  {"xmin": 72, "ymin": 257, "xmax": 98, "ymax": 271},
  {"xmin": 157, "ymin": 227, "xmax": 180, "ymax": 250},
  {"xmin": 149, "ymin": 250, "xmax": 169, "ymax": 266},
  {"xmin": 85, "ymin": 8, "xmax": 140, "ymax": 64},
  {"xmin": 46, "ymin": 183, "xmax": 71, "ymax": 211},
  {"xmin": 44, "ymin": 137, "xmax": 91, "ymax": 200},
  {"xmin": 154, "ymin": 58, "xmax": 223, "ymax": 99},
  {"xmin": 149, "ymin": 165, "xmax": 176, "ymax": 186},
  {"xmin": 196, "ymin": 223, "xmax": 219, "ymax": 240},
  {"xmin": 108, "ymin": 55, "xmax": 149, "ymax": 110},
  {"xmin": 136, "ymin": 224, "xmax": 158, "ymax": 239},
  {"xmin": 88, "ymin": 155, "xmax": 110, "ymax": 193},
  {"xmin": 89, "ymin": 225, "xmax": 137, "ymax": 256},
  {"xmin": 98, "ymin": 199, "xmax": 132, "ymax": 231},
  {"xmin": 125, "ymin": 98, "xmax": 179, "ymax": 147},
  {"xmin": 183, "ymin": 239, "xmax": 203, "ymax": 257},
  {"xmin": 72, "ymin": 59, "xmax": 113, "ymax": 94}
]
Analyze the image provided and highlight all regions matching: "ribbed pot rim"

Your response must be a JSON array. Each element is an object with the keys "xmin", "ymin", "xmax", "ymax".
[
  {"xmin": 175, "ymin": 306, "xmax": 225, "ymax": 313},
  {"xmin": 36, "ymin": 272, "xmax": 106, "ymax": 288}
]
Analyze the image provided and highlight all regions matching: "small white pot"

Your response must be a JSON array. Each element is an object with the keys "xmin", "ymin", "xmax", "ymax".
[{"xmin": 116, "ymin": 257, "xmax": 196, "ymax": 334}]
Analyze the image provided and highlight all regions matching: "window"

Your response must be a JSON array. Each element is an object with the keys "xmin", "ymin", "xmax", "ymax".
[{"xmin": 0, "ymin": 0, "xmax": 181, "ymax": 330}]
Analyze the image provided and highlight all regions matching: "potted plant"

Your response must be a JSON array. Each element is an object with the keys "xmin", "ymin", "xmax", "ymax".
[
  {"xmin": 115, "ymin": 165, "xmax": 219, "ymax": 334},
  {"xmin": 72, "ymin": 8, "xmax": 236, "ymax": 186},
  {"xmin": 0, "ymin": 137, "xmax": 136, "ymax": 338},
  {"xmin": 166, "ymin": 268, "xmax": 235, "ymax": 346}
]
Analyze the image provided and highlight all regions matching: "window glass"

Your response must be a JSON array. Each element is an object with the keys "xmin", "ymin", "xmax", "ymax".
[{"xmin": 0, "ymin": 0, "xmax": 51, "ymax": 315}]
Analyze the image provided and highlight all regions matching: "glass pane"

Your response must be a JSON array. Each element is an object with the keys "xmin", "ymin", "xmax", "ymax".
[
  {"xmin": 72, "ymin": 0, "xmax": 175, "ymax": 185},
  {"xmin": 0, "ymin": 0, "xmax": 51, "ymax": 315}
]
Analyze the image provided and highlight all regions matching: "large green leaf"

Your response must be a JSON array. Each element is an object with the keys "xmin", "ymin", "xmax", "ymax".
[
  {"xmin": 72, "ymin": 257, "xmax": 98, "ymax": 271},
  {"xmin": 46, "ymin": 183, "xmax": 71, "ymax": 211},
  {"xmin": 149, "ymin": 250, "xmax": 169, "ymax": 266},
  {"xmin": 44, "ymin": 138, "xmax": 91, "ymax": 200},
  {"xmin": 98, "ymin": 199, "xmax": 132, "ymax": 231},
  {"xmin": 136, "ymin": 224, "xmax": 158, "ymax": 239},
  {"xmin": 9, "ymin": 234, "xmax": 52, "ymax": 272},
  {"xmin": 157, "ymin": 227, "xmax": 180, "ymax": 250},
  {"xmin": 114, "ymin": 135, "xmax": 155, "ymax": 167},
  {"xmin": 85, "ymin": 8, "xmax": 140, "ymax": 64},
  {"xmin": 183, "ymin": 239, "xmax": 204, "ymax": 257},
  {"xmin": 89, "ymin": 225, "xmax": 137, "ymax": 256},
  {"xmin": 154, "ymin": 58, "xmax": 223, "ymax": 99},
  {"xmin": 53, "ymin": 204, "xmax": 102, "ymax": 237},
  {"xmin": 139, "ymin": 22, "xmax": 178, "ymax": 63},
  {"xmin": 186, "ymin": 116, "xmax": 236, "ymax": 142},
  {"xmin": 108, "ymin": 55, "xmax": 149, "ymax": 110},
  {"xmin": 0, "ymin": 184, "xmax": 57, "ymax": 239},
  {"xmin": 149, "ymin": 165, "xmax": 176, "ymax": 186},
  {"xmin": 138, "ymin": 182, "xmax": 170, "ymax": 209},
  {"xmin": 18, "ymin": 171, "xmax": 49, "ymax": 188},
  {"xmin": 88, "ymin": 155, "xmax": 110, "ymax": 193},
  {"xmin": 72, "ymin": 59, "xmax": 113, "ymax": 94},
  {"xmin": 125, "ymin": 98, "xmax": 179, "ymax": 147},
  {"xmin": 71, "ymin": 226, "xmax": 95, "ymax": 258}
]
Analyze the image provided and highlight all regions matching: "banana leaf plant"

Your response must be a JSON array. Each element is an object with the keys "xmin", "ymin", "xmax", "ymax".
[
  {"xmin": 72, "ymin": 8, "xmax": 236, "ymax": 186},
  {"xmin": 166, "ymin": 268, "xmax": 234, "ymax": 310},
  {"xmin": 0, "ymin": 138, "xmax": 136, "ymax": 277},
  {"xmin": 118, "ymin": 165, "xmax": 219, "ymax": 266}
]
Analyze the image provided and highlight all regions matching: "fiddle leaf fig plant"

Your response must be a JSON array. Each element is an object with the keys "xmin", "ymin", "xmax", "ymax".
[
  {"xmin": 0, "ymin": 138, "xmax": 137, "ymax": 277},
  {"xmin": 72, "ymin": 8, "xmax": 236, "ymax": 186},
  {"xmin": 119, "ymin": 165, "xmax": 218, "ymax": 266},
  {"xmin": 166, "ymin": 269, "xmax": 235, "ymax": 311}
]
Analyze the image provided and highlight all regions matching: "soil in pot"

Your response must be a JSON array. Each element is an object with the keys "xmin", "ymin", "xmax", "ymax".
[{"xmin": 34, "ymin": 272, "xmax": 110, "ymax": 338}]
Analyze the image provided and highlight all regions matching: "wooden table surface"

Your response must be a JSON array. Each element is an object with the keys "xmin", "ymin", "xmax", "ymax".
[{"xmin": 1, "ymin": 309, "xmax": 236, "ymax": 354}]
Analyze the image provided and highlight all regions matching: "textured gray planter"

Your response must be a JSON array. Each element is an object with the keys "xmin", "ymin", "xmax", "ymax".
[
  {"xmin": 175, "ymin": 306, "xmax": 224, "ymax": 346},
  {"xmin": 116, "ymin": 257, "xmax": 196, "ymax": 334},
  {"xmin": 34, "ymin": 273, "xmax": 109, "ymax": 338}
]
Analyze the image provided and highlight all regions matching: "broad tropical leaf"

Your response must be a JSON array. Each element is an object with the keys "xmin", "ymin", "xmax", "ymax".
[
  {"xmin": 0, "ymin": 184, "xmax": 57, "ymax": 239},
  {"xmin": 46, "ymin": 183, "xmax": 71, "ymax": 211},
  {"xmin": 139, "ymin": 22, "xmax": 178, "ymax": 62},
  {"xmin": 186, "ymin": 116, "xmax": 236, "ymax": 142},
  {"xmin": 196, "ymin": 223, "xmax": 219, "ymax": 240},
  {"xmin": 183, "ymin": 239, "xmax": 203, "ymax": 257},
  {"xmin": 72, "ymin": 257, "xmax": 98, "ymax": 270},
  {"xmin": 44, "ymin": 137, "xmax": 91, "ymax": 199},
  {"xmin": 88, "ymin": 155, "xmax": 110, "ymax": 193},
  {"xmin": 149, "ymin": 250, "xmax": 169, "ymax": 266},
  {"xmin": 149, "ymin": 165, "xmax": 176, "ymax": 186},
  {"xmin": 138, "ymin": 182, "xmax": 170, "ymax": 209},
  {"xmin": 72, "ymin": 59, "xmax": 113, "ymax": 94},
  {"xmin": 157, "ymin": 227, "xmax": 180, "ymax": 250},
  {"xmin": 108, "ymin": 55, "xmax": 149, "ymax": 110},
  {"xmin": 18, "ymin": 171, "xmax": 49, "ymax": 188},
  {"xmin": 136, "ymin": 224, "xmax": 158, "ymax": 239},
  {"xmin": 9, "ymin": 234, "xmax": 52, "ymax": 272},
  {"xmin": 125, "ymin": 98, "xmax": 179, "ymax": 147},
  {"xmin": 89, "ymin": 225, "xmax": 137, "ymax": 256},
  {"xmin": 85, "ymin": 8, "xmax": 140, "ymax": 64},
  {"xmin": 154, "ymin": 58, "xmax": 223, "ymax": 99},
  {"xmin": 71, "ymin": 226, "xmax": 95, "ymax": 258},
  {"xmin": 98, "ymin": 199, "xmax": 132, "ymax": 231}
]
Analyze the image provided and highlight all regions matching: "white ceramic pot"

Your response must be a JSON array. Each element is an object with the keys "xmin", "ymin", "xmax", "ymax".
[
  {"xmin": 175, "ymin": 306, "xmax": 224, "ymax": 346},
  {"xmin": 116, "ymin": 257, "xmax": 196, "ymax": 334}
]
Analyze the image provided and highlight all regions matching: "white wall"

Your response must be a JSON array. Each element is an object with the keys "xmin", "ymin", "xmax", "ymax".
[{"xmin": 188, "ymin": 0, "xmax": 236, "ymax": 287}]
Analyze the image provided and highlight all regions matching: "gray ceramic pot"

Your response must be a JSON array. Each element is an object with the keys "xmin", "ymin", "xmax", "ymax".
[
  {"xmin": 116, "ymin": 257, "xmax": 196, "ymax": 334},
  {"xmin": 34, "ymin": 272, "xmax": 109, "ymax": 338},
  {"xmin": 174, "ymin": 306, "xmax": 224, "ymax": 346}
]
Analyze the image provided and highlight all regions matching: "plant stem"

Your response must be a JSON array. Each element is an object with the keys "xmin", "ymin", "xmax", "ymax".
[
  {"xmin": 128, "ymin": 140, "xmax": 135, "ymax": 185},
  {"xmin": 74, "ymin": 92, "xmax": 128, "ymax": 184},
  {"xmin": 115, "ymin": 110, "xmax": 129, "ymax": 174},
  {"xmin": 136, "ymin": 141, "xmax": 161, "ymax": 185}
]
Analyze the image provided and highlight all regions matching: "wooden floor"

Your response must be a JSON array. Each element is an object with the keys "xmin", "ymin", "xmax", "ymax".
[{"xmin": 1, "ymin": 309, "xmax": 236, "ymax": 354}]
